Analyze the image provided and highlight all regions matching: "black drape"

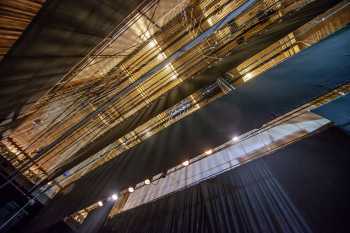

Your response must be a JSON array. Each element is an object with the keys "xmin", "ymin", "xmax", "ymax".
[
  {"xmin": 313, "ymin": 94, "xmax": 350, "ymax": 134},
  {"xmin": 29, "ymin": 24, "xmax": 350, "ymax": 232},
  {"xmin": 101, "ymin": 127, "xmax": 350, "ymax": 233},
  {"xmin": 103, "ymin": 161, "xmax": 312, "ymax": 233}
]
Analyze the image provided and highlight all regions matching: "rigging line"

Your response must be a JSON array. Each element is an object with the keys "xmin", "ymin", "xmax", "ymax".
[
  {"xmin": 23, "ymin": 97, "xmax": 90, "ymax": 152},
  {"xmin": 15, "ymin": 0, "xmax": 284, "ymax": 160},
  {"xmin": 44, "ymin": 13, "xmax": 344, "ymax": 191},
  {"xmin": 31, "ymin": 0, "xmax": 235, "ymax": 109},
  {"xmin": 124, "ymin": 0, "xmax": 235, "ymax": 71},
  {"xmin": 48, "ymin": 0, "xmax": 157, "ymax": 89},
  {"xmin": 82, "ymin": 5, "xmax": 260, "ymax": 113},
  {"xmin": 54, "ymin": 30, "xmax": 312, "ymax": 186},
  {"xmin": 61, "ymin": 101, "xmax": 197, "ymax": 177},
  {"xmin": 24, "ymin": 57, "xmax": 146, "ymax": 146},
  {"xmin": 8, "ymin": 0, "xmax": 262, "ymax": 115},
  {"xmin": 17, "ymin": 106, "xmax": 91, "ymax": 164},
  {"xmin": 0, "ymin": 3, "xmax": 284, "ymax": 179},
  {"xmin": 81, "ymin": 0, "xmax": 235, "ymax": 83},
  {"xmin": 30, "ymin": 0, "xmax": 162, "ymax": 116},
  {"xmin": 32, "ymin": 12, "xmax": 262, "ymax": 169},
  {"xmin": 5, "ymin": 1, "xmax": 270, "ymax": 186},
  {"xmin": 61, "ymin": 84, "xmax": 219, "ymax": 174},
  {"xmin": 83, "ymin": 0, "xmax": 161, "ymax": 70},
  {"xmin": 40, "ymin": 117, "xmax": 108, "ymax": 171},
  {"xmin": 73, "ymin": 1, "xmax": 163, "ymax": 77},
  {"xmin": 56, "ymin": 86, "xmax": 220, "ymax": 188},
  {"xmin": 0, "ymin": 0, "xmax": 235, "ymax": 126}
]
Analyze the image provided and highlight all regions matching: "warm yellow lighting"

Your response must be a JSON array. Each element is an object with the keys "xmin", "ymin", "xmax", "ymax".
[
  {"xmin": 148, "ymin": 39, "xmax": 158, "ymax": 48},
  {"xmin": 182, "ymin": 160, "xmax": 189, "ymax": 166},
  {"xmin": 144, "ymin": 179, "xmax": 151, "ymax": 185},
  {"xmin": 243, "ymin": 73, "xmax": 253, "ymax": 82},
  {"xmin": 145, "ymin": 131, "xmax": 152, "ymax": 137},
  {"xmin": 157, "ymin": 52, "xmax": 166, "ymax": 60},
  {"xmin": 205, "ymin": 149, "xmax": 213, "ymax": 155},
  {"xmin": 170, "ymin": 75, "xmax": 177, "ymax": 81},
  {"xmin": 128, "ymin": 187, "xmax": 135, "ymax": 193},
  {"xmin": 98, "ymin": 201, "xmax": 103, "ymax": 207}
]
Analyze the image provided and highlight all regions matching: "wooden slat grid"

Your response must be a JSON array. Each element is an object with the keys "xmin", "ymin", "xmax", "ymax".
[{"xmin": 0, "ymin": 0, "xmax": 46, "ymax": 61}]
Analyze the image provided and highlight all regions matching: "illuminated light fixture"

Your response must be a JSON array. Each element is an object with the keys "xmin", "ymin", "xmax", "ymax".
[
  {"xmin": 111, "ymin": 194, "xmax": 118, "ymax": 201},
  {"xmin": 148, "ymin": 39, "xmax": 158, "ymax": 48},
  {"xmin": 97, "ymin": 201, "xmax": 103, "ymax": 207},
  {"xmin": 170, "ymin": 75, "xmax": 177, "ymax": 81},
  {"xmin": 232, "ymin": 136, "xmax": 239, "ymax": 142},
  {"xmin": 243, "ymin": 73, "xmax": 253, "ymax": 82},
  {"xmin": 128, "ymin": 187, "xmax": 135, "ymax": 193},
  {"xmin": 47, "ymin": 181, "xmax": 52, "ymax": 186},
  {"xmin": 144, "ymin": 179, "xmax": 151, "ymax": 185},
  {"xmin": 339, "ymin": 91, "xmax": 346, "ymax": 96},
  {"xmin": 157, "ymin": 52, "xmax": 166, "ymax": 60},
  {"xmin": 145, "ymin": 131, "xmax": 152, "ymax": 137},
  {"xmin": 182, "ymin": 160, "xmax": 189, "ymax": 166},
  {"xmin": 205, "ymin": 149, "xmax": 213, "ymax": 155},
  {"xmin": 207, "ymin": 18, "xmax": 214, "ymax": 26}
]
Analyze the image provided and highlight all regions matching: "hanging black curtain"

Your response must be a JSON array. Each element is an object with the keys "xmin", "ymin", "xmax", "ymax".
[
  {"xmin": 102, "ymin": 161, "xmax": 312, "ymax": 233},
  {"xmin": 313, "ymin": 94, "xmax": 350, "ymax": 134},
  {"xmin": 101, "ymin": 127, "xmax": 350, "ymax": 233},
  {"xmin": 28, "ymin": 24, "xmax": 350, "ymax": 232}
]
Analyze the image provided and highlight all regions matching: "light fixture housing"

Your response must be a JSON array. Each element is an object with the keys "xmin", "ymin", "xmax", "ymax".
[
  {"xmin": 111, "ymin": 193, "xmax": 118, "ymax": 201},
  {"xmin": 97, "ymin": 201, "xmax": 103, "ymax": 207},
  {"xmin": 144, "ymin": 179, "xmax": 151, "ymax": 185},
  {"xmin": 205, "ymin": 149, "xmax": 213, "ymax": 155},
  {"xmin": 128, "ymin": 187, "xmax": 135, "ymax": 193},
  {"xmin": 182, "ymin": 160, "xmax": 189, "ymax": 166}
]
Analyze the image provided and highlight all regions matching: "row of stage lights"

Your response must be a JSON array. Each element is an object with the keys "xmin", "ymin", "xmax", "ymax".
[{"xmin": 97, "ymin": 136, "xmax": 240, "ymax": 207}]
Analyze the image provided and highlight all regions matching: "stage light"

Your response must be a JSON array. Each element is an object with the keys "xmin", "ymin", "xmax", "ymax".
[
  {"xmin": 111, "ymin": 194, "xmax": 118, "ymax": 201},
  {"xmin": 243, "ymin": 73, "xmax": 253, "ymax": 82},
  {"xmin": 182, "ymin": 160, "xmax": 189, "ymax": 166},
  {"xmin": 97, "ymin": 201, "xmax": 103, "ymax": 207},
  {"xmin": 128, "ymin": 187, "xmax": 135, "ymax": 193},
  {"xmin": 144, "ymin": 179, "xmax": 151, "ymax": 185},
  {"xmin": 205, "ymin": 149, "xmax": 213, "ymax": 155},
  {"xmin": 232, "ymin": 136, "xmax": 239, "ymax": 142}
]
